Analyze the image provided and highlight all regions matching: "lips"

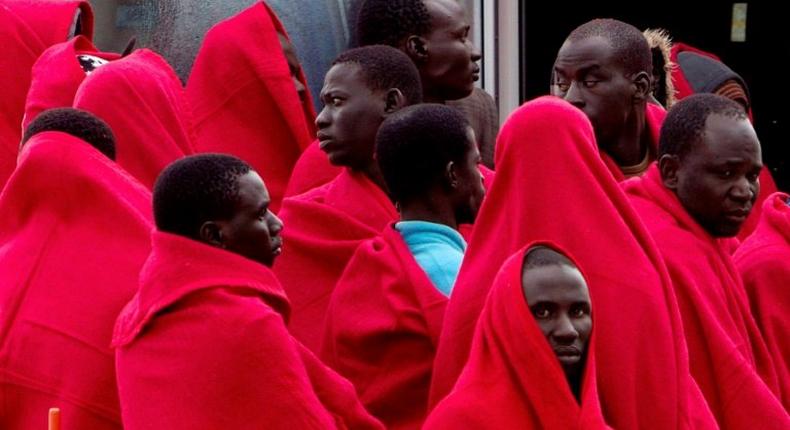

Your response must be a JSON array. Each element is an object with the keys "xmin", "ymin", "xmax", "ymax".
[
  {"xmin": 725, "ymin": 207, "xmax": 751, "ymax": 223},
  {"xmin": 317, "ymin": 133, "xmax": 332, "ymax": 149},
  {"xmin": 271, "ymin": 239, "xmax": 283, "ymax": 256}
]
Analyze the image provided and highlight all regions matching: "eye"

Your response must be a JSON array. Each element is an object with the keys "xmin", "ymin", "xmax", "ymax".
[
  {"xmin": 719, "ymin": 169, "xmax": 734, "ymax": 179},
  {"xmin": 582, "ymin": 80, "xmax": 599, "ymax": 88},
  {"xmin": 531, "ymin": 304, "xmax": 552, "ymax": 319},
  {"xmin": 570, "ymin": 304, "xmax": 590, "ymax": 318},
  {"xmin": 553, "ymin": 81, "xmax": 570, "ymax": 93},
  {"xmin": 747, "ymin": 170, "xmax": 761, "ymax": 183}
]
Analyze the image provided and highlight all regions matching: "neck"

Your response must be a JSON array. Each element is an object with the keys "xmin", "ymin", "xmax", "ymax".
[
  {"xmin": 422, "ymin": 90, "xmax": 447, "ymax": 104},
  {"xmin": 356, "ymin": 162, "xmax": 390, "ymax": 197},
  {"xmin": 399, "ymin": 196, "xmax": 458, "ymax": 230},
  {"xmin": 605, "ymin": 104, "xmax": 648, "ymax": 167}
]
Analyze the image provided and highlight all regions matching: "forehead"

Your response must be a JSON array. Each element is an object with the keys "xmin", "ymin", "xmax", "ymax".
[
  {"xmin": 277, "ymin": 33, "xmax": 299, "ymax": 68},
  {"xmin": 321, "ymin": 63, "xmax": 379, "ymax": 98},
  {"xmin": 235, "ymin": 171, "xmax": 269, "ymax": 209},
  {"xmin": 555, "ymin": 36, "xmax": 619, "ymax": 73},
  {"xmin": 425, "ymin": 0, "xmax": 467, "ymax": 33},
  {"xmin": 521, "ymin": 264, "xmax": 590, "ymax": 305},
  {"xmin": 693, "ymin": 114, "xmax": 761, "ymax": 162}
]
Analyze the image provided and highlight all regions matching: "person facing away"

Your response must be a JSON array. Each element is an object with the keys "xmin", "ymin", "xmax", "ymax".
[
  {"xmin": 320, "ymin": 104, "xmax": 485, "ymax": 429},
  {"xmin": 0, "ymin": 107, "xmax": 150, "ymax": 430},
  {"xmin": 274, "ymin": 45, "xmax": 423, "ymax": 351},
  {"xmin": 112, "ymin": 154, "xmax": 383, "ymax": 430},
  {"xmin": 623, "ymin": 93, "xmax": 790, "ymax": 429},
  {"xmin": 551, "ymin": 18, "xmax": 665, "ymax": 180},
  {"xmin": 424, "ymin": 244, "xmax": 609, "ymax": 429}
]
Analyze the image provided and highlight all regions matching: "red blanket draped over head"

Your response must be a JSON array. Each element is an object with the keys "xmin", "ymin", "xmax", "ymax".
[
  {"xmin": 112, "ymin": 231, "xmax": 383, "ymax": 430},
  {"xmin": 624, "ymin": 166, "xmax": 789, "ymax": 428},
  {"xmin": 73, "ymin": 49, "xmax": 195, "ymax": 189},
  {"xmin": 24, "ymin": 36, "xmax": 119, "ymax": 130},
  {"xmin": 0, "ymin": 0, "xmax": 93, "ymax": 186},
  {"xmin": 670, "ymin": 42, "xmax": 778, "ymax": 240},
  {"xmin": 0, "ymin": 131, "xmax": 152, "ymax": 430},
  {"xmin": 425, "ymin": 242, "xmax": 610, "ymax": 429},
  {"xmin": 187, "ymin": 1, "xmax": 316, "ymax": 212},
  {"xmin": 600, "ymin": 102, "xmax": 666, "ymax": 182},
  {"xmin": 321, "ymin": 225, "xmax": 448, "ymax": 429},
  {"xmin": 431, "ymin": 96, "xmax": 717, "ymax": 429},
  {"xmin": 274, "ymin": 169, "xmax": 398, "ymax": 352},
  {"xmin": 733, "ymin": 192, "xmax": 790, "ymax": 409}
]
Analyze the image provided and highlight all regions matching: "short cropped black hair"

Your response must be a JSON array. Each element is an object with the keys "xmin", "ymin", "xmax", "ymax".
[
  {"xmin": 153, "ymin": 154, "xmax": 252, "ymax": 238},
  {"xmin": 357, "ymin": 0, "xmax": 431, "ymax": 47},
  {"xmin": 332, "ymin": 45, "xmax": 423, "ymax": 105},
  {"xmin": 567, "ymin": 18, "xmax": 652, "ymax": 76},
  {"xmin": 23, "ymin": 108, "xmax": 116, "ymax": 160},
  {"xmin": 523, "ymin": 246, "xmax": 577, "ymax": 272},
  {"xmin": 659, "ymin": 93, "xmax": 748, "ymax": 160},
  {"xmin": 376, "ymin": 103, "xmax": 470, "ymax": 203}
]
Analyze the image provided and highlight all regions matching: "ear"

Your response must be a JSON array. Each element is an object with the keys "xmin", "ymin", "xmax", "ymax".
[
  {"xmin": 199, "ymin": 221, "xmax": 225, "ymax": 248},
  {"xmin": 631, "ymin": 71, "xmax": 652, "ymax": 104},
  {"xmin": 405, "ymin": 35, "xmax": 429, "ymax": 63},
  {"xmin": 383, "ymin": 88, "xmax": 407, "ymax": 114},
  {"xmin": 445, "ymin": 160, "xmax": 459, "ymax": 189},
  {"xmin": 658, "ymin": 154, "xmax": 681, "ymax": 190}
]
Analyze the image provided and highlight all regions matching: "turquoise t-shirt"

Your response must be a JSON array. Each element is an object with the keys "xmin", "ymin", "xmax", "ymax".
[{"xmin": 395, "ymin": 221, "xmax": 467, "ymax": 297}]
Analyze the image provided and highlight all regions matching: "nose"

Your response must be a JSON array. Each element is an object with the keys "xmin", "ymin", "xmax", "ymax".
[
  {"xmin": 470, "ymin": 43, "xmax": 482, "ymax": 63},
  {"xmin": 552, "ymin": 314, "xmax": 580, "ymax": 345},
  {"xmin": 268, "ymin": 211, "xmax": 284, "ymax": 236},
  {"xmin": 315, "ymin": 106, "xmax": 330, "ymax": 130},
  {"xmin": 564, "ymin": 82, "xmax": 585, "ymax": 109},
  {"xmin": 729, "ymin": 175, "xmax": 754, "ymax": 203}
]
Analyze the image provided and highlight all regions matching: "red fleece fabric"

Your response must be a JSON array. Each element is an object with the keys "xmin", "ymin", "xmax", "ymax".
[
  {"xmin": 274, "ymin": 169, "xmax": 398, "ymax": 352},
  {"xmin": 670, "ymin": 42, "xmax": 779, "ymax": 240},
  {"xmin": 734, "ymin": 192, "xmax": 790, "ymax": 409},
  {"xmin": 23, "ymin": 36, "xmax": 119, "ymax": 130},
  {"xmin": 0, "ymin": 0, "xmax": 93, "ymax": 186},
  {"xmin": 624, "ymin": 166, "xmax": 789, "ymax": 428},
  {"xmin": 598, "ymin": 102, "xmax": 665, "ymax": 182},
  {"xmin": 425, "ymin": 242, "xmax": 610, "ymax": 429},
  {"xmin": 321, "ymin": 225, "xmax": 448, "ymax": 429},
  {"xmin": 286, "ymin": 141, "xmax": 496, "ymax": 199},
  {"xmin": 431, "ymin": 96, "xmax": 717, "ymax": 429},
  {"xmin": 113, "ymin": 231, "xmax": 382, "ymax": 430},
  {"xmin": 73, "ymin": 49, "xmax": 195, "ymax": 189},
  {"xmin": 0, "ymin": 131, "xmax": 152, "ymax": 430},
  {"xmin": 187, "ymin": 1, "xmax": 316, "ymax": 212}
]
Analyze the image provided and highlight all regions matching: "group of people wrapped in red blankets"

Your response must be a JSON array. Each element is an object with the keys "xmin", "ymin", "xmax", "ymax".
[{"xmin": 0, "ymin": 0, "xmax": 787, "ymax": 429}]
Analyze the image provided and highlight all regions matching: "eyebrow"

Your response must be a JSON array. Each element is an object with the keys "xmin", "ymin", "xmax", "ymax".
[{"xmin": 554, "ymin": 64, "xmax": 601, "ymax": 76}]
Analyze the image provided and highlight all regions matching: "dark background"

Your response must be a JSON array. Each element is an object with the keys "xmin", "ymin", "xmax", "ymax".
[{"xmin": 520, "ymin": 1, "xmax": 787, "ymax": 190}]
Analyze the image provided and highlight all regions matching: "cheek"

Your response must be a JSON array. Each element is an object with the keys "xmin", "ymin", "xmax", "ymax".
[{"xmin": 574, "ymin": 317, "xmax": 593, "ymax": 341}]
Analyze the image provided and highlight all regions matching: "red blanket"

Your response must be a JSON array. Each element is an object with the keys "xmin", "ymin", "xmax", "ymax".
[
  {"xmin": 187, "ymin": 2, "xmax": 316, "ymax": 212},
  {"xmin": 113, "ymin": 231, "xmax": 382, "ymax": 429},
  {"xmin": 0, "ymin": 131, "xmax": 152, "ymax": 430},
  {"xmin": 23, "ymin": 36, "xmax": 119, "ymax": 129},
  {"xmin": 0, "ymin": 0, "xmax": 93, "ymax": 186},
  {"xmin": 734, "ymin": 192, "xmax": 790, "ymax": 409},
  {"xmin": 670, "ymin": 42, "xmax": 779, "ymax": 240},
  {"xmin": 624, "ymin": 166, "xmax": 789, "ymax": 427},
  {"xmin": 425, "ymin": 242, "xmax": 610, "ymax": 429},
  {"xmin": 321, "ymin": 224, "xmax": 447, "ymax": 429},
  {"xmin": 274, "ymin": 169, "xmax": 398, "ymax": 352},
  {"xmin": 431, "ymin": 96, "xmax": 717, "ymax": 429},
  {"xmin": 73, "ymin": 49, "xmax": 194, "ymax": 189}
]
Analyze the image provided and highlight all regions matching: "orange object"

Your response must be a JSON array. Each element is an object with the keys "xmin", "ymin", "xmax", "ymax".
[{"xmin": 48, "ymin": 408, "xmax": 60, "ymax": 430}]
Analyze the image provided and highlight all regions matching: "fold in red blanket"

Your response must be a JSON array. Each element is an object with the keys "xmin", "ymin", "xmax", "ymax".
[
  {"xmin": 0, "ymin": 131, "xmax": 152, "ymax": 430},
  {"xmin": 275, "ymin": 169, "xmax": 398, "ymax": 352},
  {"xmin": 624, "ymin": 166, "xmax": 789, "ymax": 428},
  {"xmin": 425, "ymin": 242, "xmax": 610, "ymax": 429},
  {"xmin": 74, "ymin": 49, "xmax": 195, "ymax": 189},
  {"xmin": 733, "ymin": 192, "xmax": 790, "ymax": 410},
  {"xmin": 321, "ymin": 224, "xmax": 448, "ymax": 429},
  {"xmin": 24, "ymin": 36, "xmax": 119, "ymax": 130},
  {"xmin": 187, "ymin": 2, "xmax": 316, "ymax": 212},
  {"xmin": 431, "ymin": 96, "xmax": 717, "ymax": 429},
  {"xmin": 0, "ymin": 0, "xmax": 93, "ymax": 186},
  {"xmin": 112, "ymin": 231, "xmax": 383, "ymax": 429}
]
